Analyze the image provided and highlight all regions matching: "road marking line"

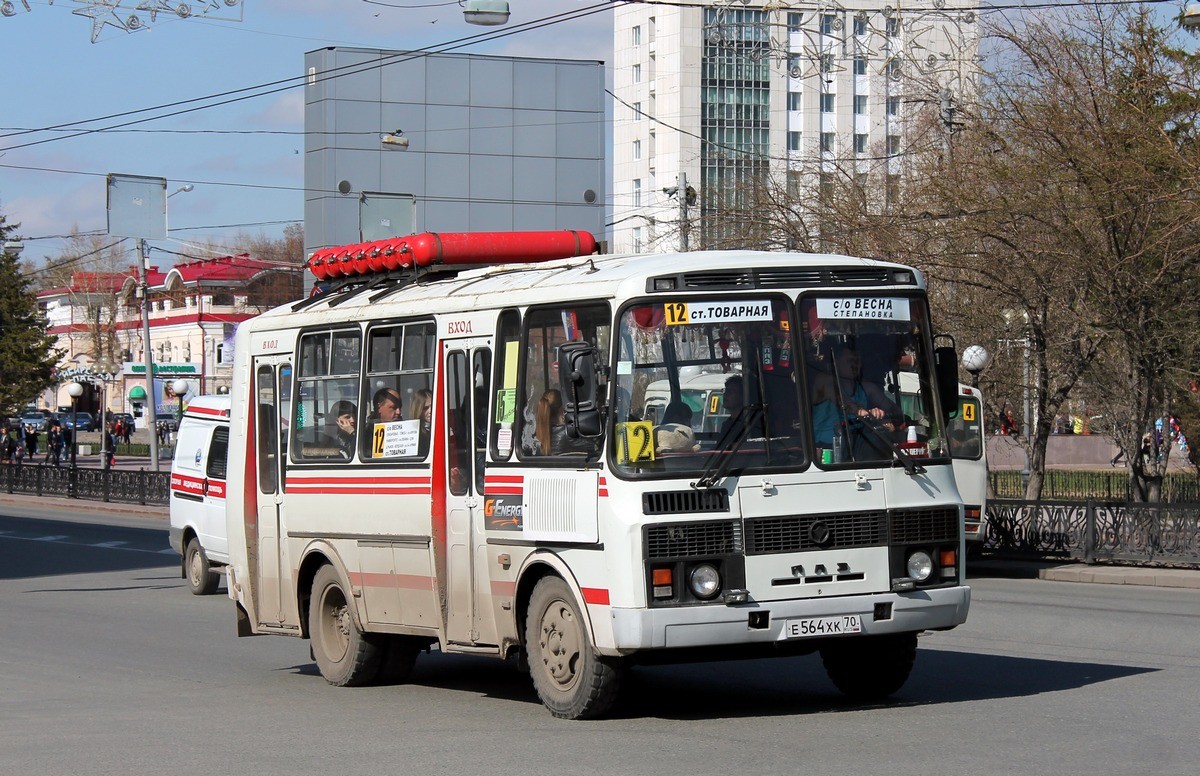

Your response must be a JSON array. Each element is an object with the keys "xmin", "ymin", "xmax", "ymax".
[
  {"xmin": 92, "ymin": 541, "xmax": 128, "ymax": 548},
  {"xmin": 33, "ymin": 535, "xmax": 69, "ymax": 541}
]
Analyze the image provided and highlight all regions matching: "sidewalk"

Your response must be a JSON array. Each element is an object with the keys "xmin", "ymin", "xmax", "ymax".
[
  {"xmin": 0, "ymin": 490, "xmax": 167, "ymax": 519},
  {"xmin": 970, "ymin": 557, "xmax": 1200, "ymax": 590}
]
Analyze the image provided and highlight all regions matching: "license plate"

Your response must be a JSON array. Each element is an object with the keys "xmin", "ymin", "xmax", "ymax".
[{"xmin": 783, "ymin": 614, "xmax": 862, "ymax": 638}]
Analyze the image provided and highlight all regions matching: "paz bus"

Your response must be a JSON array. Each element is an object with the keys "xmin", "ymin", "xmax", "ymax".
[{"xmin": 224, "ymin": 230, "xmax": 971, "ymax": 719}]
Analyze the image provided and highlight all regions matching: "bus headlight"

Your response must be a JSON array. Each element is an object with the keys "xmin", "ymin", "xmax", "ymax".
[
  {"xmin": 688, "ymin": 563, "xmax": 721, "ymax": 599},
  {"xmin": 906, "ymin": 551, "xmax": 933, "ymax": 582}
]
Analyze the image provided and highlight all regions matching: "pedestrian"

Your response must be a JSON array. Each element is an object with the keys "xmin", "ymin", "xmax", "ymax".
[
  {"xmin": 25, "ymin": 424, "xmax": 38, "ymax": 458},
  {"xmin": 121, "ymin": 418, "xmax": 132, "ymax": 445}
]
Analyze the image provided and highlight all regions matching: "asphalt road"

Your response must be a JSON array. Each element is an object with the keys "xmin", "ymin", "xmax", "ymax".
[{"xmin": 2, "ymin": 505, "xmax": 1198, "ymax": 776}]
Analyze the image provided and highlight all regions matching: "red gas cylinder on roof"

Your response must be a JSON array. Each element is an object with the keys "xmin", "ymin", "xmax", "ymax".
[{"xmin": 306, "ymin": 230, "xmax": 598, "ymax": 280}]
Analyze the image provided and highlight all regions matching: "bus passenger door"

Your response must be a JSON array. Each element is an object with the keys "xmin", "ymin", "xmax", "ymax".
[
  {"xmin": 252, "ymin": 356, "xmax": 292, "ymax": 626},
  {"xmin": 443, "ymin": 341, "xmax": 494, "ymax": 646}
]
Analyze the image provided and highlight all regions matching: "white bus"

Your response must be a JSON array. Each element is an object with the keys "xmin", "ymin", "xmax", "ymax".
[
  {"xmin": 949, "ymin": 385, "xmax": 987, "ymax": 545},
  {"xmin": 225, "ymin": 230, "xmax": 971, "ymax": 719}
]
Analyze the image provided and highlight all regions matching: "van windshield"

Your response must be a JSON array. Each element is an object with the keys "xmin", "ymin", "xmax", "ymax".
[{"xmin": 610, "ymin": 296, "xmax": 805, "ymax": 477}]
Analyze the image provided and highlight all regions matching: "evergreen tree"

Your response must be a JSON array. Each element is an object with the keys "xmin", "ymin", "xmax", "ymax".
[{"xmin": 0, "ymin": 210, "xmax": 60, "ymax": 416}]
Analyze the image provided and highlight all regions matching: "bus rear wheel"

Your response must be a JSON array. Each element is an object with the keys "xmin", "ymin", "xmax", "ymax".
[
  {"xmin": 525, "ymin": 576, "xmax": 622, "ymax": 720},
  {"xmin": 309, "ymin": 565, "xmax": 383, "ymax": 686},
  {"xmin": 820, "ymin": 632, "xmax": 917, "ymax": 701}
]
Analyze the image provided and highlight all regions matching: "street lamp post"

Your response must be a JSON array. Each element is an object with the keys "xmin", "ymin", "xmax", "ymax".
[
  {"xmin": 172, "ymin": 378, "xmax": 190, "ymax": 434},
  {"xmin": 961, "ymin": 344, "xmax": 991, "ymax": 389},
  {"xmin": 96, "ymin": 359, "xmax": 119, "ymax": 470},
  {"xmin": 66, "ymin": 381, "xmax": 84, "ymax": 494}
]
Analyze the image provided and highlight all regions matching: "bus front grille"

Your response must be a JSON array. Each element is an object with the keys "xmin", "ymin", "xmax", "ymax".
[
  {"xmin": 643, "ymin": 489, "xmax": 730, "ymax": 515},
  {"xmin": 645, "ymin": 520, "xmax": 741, "ymax": 559},
  {"xmin": 890, "ymin": 507, "xmax": 959, "ymax": 544},
  {"xmin": 745, "ymin": 511, "xmax": 887, "ymax": 555}
]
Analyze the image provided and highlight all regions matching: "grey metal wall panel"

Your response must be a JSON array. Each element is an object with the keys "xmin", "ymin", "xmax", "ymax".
[
  {"xmin": 424, "ymin": 199, "xmax": 470, "ymax": 230},
  {"xmin": 513, "ymin": 61, "xmax": 557, "ymax": 110},
  {"xmin": 470, "ymin": 155, "xmax": 515, "ymax": 201},
  {"xmin": 425, "ymin": 153, "xmax": 470, "ymax": 199},
  {"xmin": 305, "ymin": 48, "xmax": 605, "ymax": 254},
  {"xmin": 513, "ymin": 109, "xmax": 558, "ymax": 157},
  {"xmin": 513, "ymin": 157, "xmax": 556, "ymax": 201},
  {"xmin": 425, "ymin": 105, "xmax": 471, "ymax": 154},
  {"xmin": 469, "ymin": 107, "xmax": 514, "ymax": 155},
  {"xmin": 556, "ymin": 158, "xmax": 602, "ymax": 204},
  {"xmin": 469, "ymin": 202, "xmax": 516, "ymax": 231},
  {"xmin": 380, "ymin": 150, "xmax": 426, "ymax": 199},
  {"xmin": 331, "ymin": 49, "xmax": 383, "ymax": 102},
  {"xmin": 514, "ymin": 205, "xmax": 557, "ymax": 231},
  {"xmin": 334, "ymin": 101, "xmax": 385, "ymax": 152},
  {"xmin": 380, "ymin": 53, "xmax": 426, "ymax": 103},
  {"xmin": 333, "ymin": 148, "xmax": 382, "ymax": 195},
  {"xmin": 556, "ymin": 64, "xmax": 603, "ymax": 112},
  {"xmin": 556, "ymin": 112, "xmax": 603, "ymax": 159},
  {"xmin": 304, "ymin": 49, "xmax": 333, "ymax": 105},
  {"xmin": 469, "ymin": 58, "xmax": 515, "ymax": 109},
  {"xmin": 427, "ymin": 55, "xmax": 471, "ymax": 106}
]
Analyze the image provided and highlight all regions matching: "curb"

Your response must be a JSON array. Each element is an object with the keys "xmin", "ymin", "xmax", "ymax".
[{"xmin": 0, "ymin": 491, "xmax": 168, "ymax": 519}]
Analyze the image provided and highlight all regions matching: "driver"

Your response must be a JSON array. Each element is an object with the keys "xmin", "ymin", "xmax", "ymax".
[{"xmin": 810, "ymin": 343, "xmax": 902, "ymax": 448}]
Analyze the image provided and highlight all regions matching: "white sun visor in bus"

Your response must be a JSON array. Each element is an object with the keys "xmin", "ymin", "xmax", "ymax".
[{"xmin": 815, "ymin": 297, "xmax": 911, "ymax": 321}]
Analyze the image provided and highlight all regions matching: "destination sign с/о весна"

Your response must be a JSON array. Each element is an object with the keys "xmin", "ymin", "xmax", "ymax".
[{"xmin": 816, "ymin": 297, "xmax": 911, "ymax": 321}]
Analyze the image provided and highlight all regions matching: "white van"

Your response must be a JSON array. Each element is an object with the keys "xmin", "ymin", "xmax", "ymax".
[{"xmin": 169, "ymin": 394, "xmax": 231, "ymax": 595}]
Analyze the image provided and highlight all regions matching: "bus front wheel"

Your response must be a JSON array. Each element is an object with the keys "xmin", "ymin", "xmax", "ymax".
[
  {"xmin": 309, "ymin": 565, "xmax": 383, "ymax": 686},
  {"xmin": 525, "ymin": 576, "xmax": 622, "ymax": 720},
  {"xmin": 820, "ymin": 632, "xmax": 917, "ymax": 701}
]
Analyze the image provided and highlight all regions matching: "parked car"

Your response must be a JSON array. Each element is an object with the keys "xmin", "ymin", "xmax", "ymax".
[
  {"xmin": 18, "ymin": 411, "xmax": 49, "ymax": 432},
  {"xmin": 112, "ymin": 412, "xmax": 136, "ymax": 431},
  {"xmin": 60, "ymin": 412, "xmax": 96, "ymax": 432}
]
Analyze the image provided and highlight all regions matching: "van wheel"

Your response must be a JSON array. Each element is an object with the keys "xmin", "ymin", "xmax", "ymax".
[
  {"xmin": 308, "ymin": 565, "xmax": 383, "ymax": 686},
  {"xmin": 525, "ymin": 576, "xmax": 622, "ymax": 719},
  {"xmin": 820, "ymin": 632, "xmax": 917, "ymax": 701},
  {"xmin": 185, "ymin": 537, "xmax": 220, "ymax": 596}
]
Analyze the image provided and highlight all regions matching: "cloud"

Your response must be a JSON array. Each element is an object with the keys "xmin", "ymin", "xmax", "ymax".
[{"xmin": 245, "ymin": 92, "xmax": 304, "ymax": 128}]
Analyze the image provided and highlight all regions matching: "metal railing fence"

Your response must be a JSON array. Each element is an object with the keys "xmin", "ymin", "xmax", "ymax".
[
  {"xmin": 1, "ymin": 464, "xmax": 169, "ymax": 506},
  {"xmin": 985, "ymin": 499, "xmax": 1200, "ymax": 566}
]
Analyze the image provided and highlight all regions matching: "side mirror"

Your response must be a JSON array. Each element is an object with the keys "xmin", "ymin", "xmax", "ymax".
[
  {"xmin": 933, "ymin": 344, "xmax": 959, "ymax": 419},
  {"xmin": 557, "ymin": 341, "xmax": 602, "ymax": 437}
]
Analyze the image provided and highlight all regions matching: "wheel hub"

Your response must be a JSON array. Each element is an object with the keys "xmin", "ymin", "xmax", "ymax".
[{"xmin": 540, "ymin": 601, "xmax": 581, "ymax": 689}]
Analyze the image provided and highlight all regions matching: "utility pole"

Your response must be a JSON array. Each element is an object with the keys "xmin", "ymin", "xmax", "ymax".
[
  {"xmin": 677, "ymin": 172, "xmax": 689, "ymax": 252},
  {"xmin": 139, "ymin": 237, "xmax": 160, "ymax": 470}
]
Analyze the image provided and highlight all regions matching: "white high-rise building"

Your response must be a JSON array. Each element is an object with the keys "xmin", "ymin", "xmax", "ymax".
[{"xmin": 612, "ymin": 1, "xmax": 979, "ymax": 253}]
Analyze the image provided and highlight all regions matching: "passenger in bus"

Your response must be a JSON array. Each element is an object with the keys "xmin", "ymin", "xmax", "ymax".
[
  {"xmin": 410, "ymin": 388, "xmax": 433, "ymax": 457},
  {"xmin": 810, "ymin": 343, "xmax": 901, "ymax": 448},
  {"xmin": 655, "ymin": 401, "xmax": 700, "ymax": 453},
  {"xmin": 371, "ymin": 387, "xmax": 403, "ymax": 422},
  {"xmin": 331, "ymin": 400, "xmax": 357, "ymax": 459},
  {"xmin": 719, "ymin": 374, "xmax": 746, "ymax": 441},
  {"xmin": 536, "ymin": 388, "xmax": 592, "ymax": 455}
]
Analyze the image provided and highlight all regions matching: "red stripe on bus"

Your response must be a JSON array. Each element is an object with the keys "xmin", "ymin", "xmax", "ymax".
[
  {"xmin": 186, "ymin": 405, "xmax": 229, "ymax": 418},
  {"xmin": 285, "ymin": 476, "xmax": 430, "ymax": 486},
  {"xmin": 348, "ymin": 571, "xmax": 436, "ymax": 591},
  {"xmin": 485, "ymin": 487, "xmax": 523, "ymax": 496},
  {"xmin": 581, "ymin": 587, "xmax": 610, "ymax": 605},
  {"xmin": 490, "ymin": 579, "xmax": 517, "ymax": 597},
  {"xmin": 285, "ymin": 486, "xmax": 431, "ymax": 496},
  {"xmin": 485, "ymin": 474, "xmax": 524, "ymax": 484}
]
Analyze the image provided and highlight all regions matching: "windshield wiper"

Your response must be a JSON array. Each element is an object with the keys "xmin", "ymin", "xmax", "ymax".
[
  {"xmin": 852, "ymin": 416, "xmax": 927, "ymax": 476},
  {"xmin": 694, "ymin": 404, "xmax": 765, "ymax": 489}
]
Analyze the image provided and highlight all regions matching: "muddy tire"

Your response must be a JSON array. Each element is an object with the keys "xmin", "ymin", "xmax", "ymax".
[
  {"xmin": 525, "ymin": 576, "xmax": 622, "ymax": 719},
  {"xmin": 308, "ymin": 564, "xmax": 383, "ymax": 686},
  {"xmin": 185, "ymin": 537, "xmax": 220, "ymax": 596}
]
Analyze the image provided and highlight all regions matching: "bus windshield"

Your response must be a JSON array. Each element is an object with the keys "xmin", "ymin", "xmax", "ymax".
[
  {"xmin": 610, "ymin": 296, "xmax": 805, "ymax": 477},
  {"xmin": 799, "ymin": 295, "xmax": 948, "ymax": 466}
]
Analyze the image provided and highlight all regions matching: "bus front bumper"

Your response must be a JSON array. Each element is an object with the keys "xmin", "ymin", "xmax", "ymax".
[{"xmin": 607, "ymin": 585, "xmax": 970, "ymax": 652}]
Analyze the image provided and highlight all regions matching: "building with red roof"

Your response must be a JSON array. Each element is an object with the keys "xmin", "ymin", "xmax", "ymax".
[{"xmin": 37, "ymin": 254, "xmax": 303, "ymax": 423}]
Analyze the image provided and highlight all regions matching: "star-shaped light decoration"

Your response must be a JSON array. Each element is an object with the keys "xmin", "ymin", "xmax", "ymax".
[{"xmin": 72, "ymin": 0, "xmax": 129, "ymax": 43}]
